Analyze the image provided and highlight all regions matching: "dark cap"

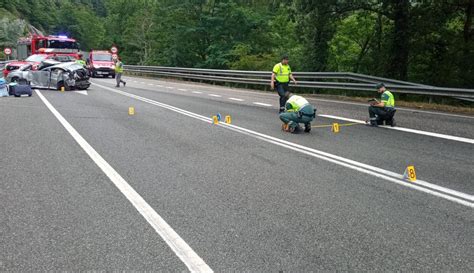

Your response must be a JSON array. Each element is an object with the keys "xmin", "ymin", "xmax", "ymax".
[
  {"xmin": 376, "ymin": 83, "xmax": 385, "ymax": 89},
  {"xmin": 281, "ymin": 54, "xmax": 289, "ymax": 60}
]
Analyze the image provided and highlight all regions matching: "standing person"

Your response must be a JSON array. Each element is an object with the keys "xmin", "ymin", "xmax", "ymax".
[
  {"xmin": 271, "ymin": 55, "xmax": 297, "ymax": 113},
  {"xmin": 280, "ymin": 92, "xmax": 316, "ymax": 133},
  {"xmin": 76, "ymin": 53, "xmax": 86, "ymax": 67},
  {"xmin": 367, "ymin": 83, "xmax": 396, "ymax": 127},
  {"xmin": 114, "ymin": 58, "xmax": 126, "ymax": 87}
]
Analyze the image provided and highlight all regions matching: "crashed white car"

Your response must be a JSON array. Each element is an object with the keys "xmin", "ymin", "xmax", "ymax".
[{"xmin": 6, "ymin": 60, "xmax": 90, "ymax": 90}]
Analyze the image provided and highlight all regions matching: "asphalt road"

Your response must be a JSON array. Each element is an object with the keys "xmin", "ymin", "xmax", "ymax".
[{"xmin": 1, "ymin": 75, "xmax": 473, "ymax": 271}]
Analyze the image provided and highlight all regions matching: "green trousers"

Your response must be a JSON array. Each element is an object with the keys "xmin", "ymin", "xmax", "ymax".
[{"xmin": 279, "ymin": 105, "xmax": 315, "ymax": 128}]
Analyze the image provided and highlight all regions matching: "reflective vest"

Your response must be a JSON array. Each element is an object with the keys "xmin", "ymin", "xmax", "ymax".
[
  {"xmin": 273, "ymin": 62, "xmax": 291, "ymax": 83},
  {"xmin": 285, "ymin": 95, "xmax": 309, "ymax": 112},
  {"xmin": 115, "ymin": 61, "xmax": 124, "ymax": 73},
  {"xmin": 381, "ymin": 90, "xmax": 395, "ymax": 107},
  {"xmin": 76, "ymin": 59, "xmax": 86, "ymax": 66}
]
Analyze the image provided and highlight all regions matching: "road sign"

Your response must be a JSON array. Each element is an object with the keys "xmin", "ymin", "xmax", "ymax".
[
  {"xmin": 111, "ymin": 46, "xmax": 118, "ymax": 54},
  {"xmin": 4, "ymin": 48, "xmax": 12, "ymax": 55},
  {"xmin": 112, "ymin": 54, "xmax": 118, "ymax": 60}
]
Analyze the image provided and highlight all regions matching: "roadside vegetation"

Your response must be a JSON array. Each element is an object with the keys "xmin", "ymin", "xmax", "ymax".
[{"xmin": 1, "ymin": 0, "xmax": 473, "ymax": 93}]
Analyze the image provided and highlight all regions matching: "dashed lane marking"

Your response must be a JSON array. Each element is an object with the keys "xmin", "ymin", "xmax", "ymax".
[
  {"xmin": 91, "ymin": 83, "xmax": 474, "ymax": 208},
  {"xmin": 253, "ymin": 102, "xmax": 272, "ymax": 107}
]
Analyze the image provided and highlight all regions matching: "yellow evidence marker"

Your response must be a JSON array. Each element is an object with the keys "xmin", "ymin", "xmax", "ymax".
[
  {"xmin": 128, "ymin": 107, "xmax": 135, "ymax": 115},
  {"xmin": 212, "ymin": 115, "xmax": 219, "ymax": 124},
  {"xmin": 403, "ymin": 165, "xmax": 417, "ymax": 182},
  {"xmin": 331, "ymin": 123, "xmax": 340, "ymax": 133},
  {"xmin": 60, "ymin": 86, "xmax": 65, "ymax": 92},
  {"xmin": 225, "ymin": 115, "xmax": 232, "ymax": 124}
]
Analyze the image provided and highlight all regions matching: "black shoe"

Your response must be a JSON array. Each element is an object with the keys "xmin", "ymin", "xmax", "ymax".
[
  {"xmin": 291, "ymin": 125, "xmax": 302, "ymax": 134},
  {"xmin": 115, "ymin": 85, "xmax": 120, "ymax": 87},
  {"xmin": 304, "ymin": 123, "xmax": 311, "ymax": 133},
  {"xmin": 390, "ymin": 118, "xmax": 396, "ymax": 127},
  {"xmin": 123, "ymin": 82, "xmax": 126, "ymax": 87}
]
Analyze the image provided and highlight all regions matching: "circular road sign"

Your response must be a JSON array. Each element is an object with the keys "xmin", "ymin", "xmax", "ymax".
[
  {"xmin": 110, "ymin": 46, "xmax": 118, "ymax": 54},
  {"xmin": 4, "ymin": 48, "xmax": 12, "ymax": 55}
]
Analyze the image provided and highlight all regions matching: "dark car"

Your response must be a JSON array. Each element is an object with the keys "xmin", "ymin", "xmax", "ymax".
[{"xmin": 6, "ymin": 60, "xmax": 90, "ymax": 90}]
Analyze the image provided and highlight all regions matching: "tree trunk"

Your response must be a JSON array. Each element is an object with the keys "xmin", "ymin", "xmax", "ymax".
[
  {"xmin": 461, "ymin": 0, "xmax": 474, "ymax": 86},
  {"xmin": 388, "ymin": 0, "xmax": 410, "ymax": 81}
]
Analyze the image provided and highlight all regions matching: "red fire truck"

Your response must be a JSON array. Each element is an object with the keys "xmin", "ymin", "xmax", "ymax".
[{"xmin": 16, "ymin": 35, "xmax": 80, "ymax": 60}]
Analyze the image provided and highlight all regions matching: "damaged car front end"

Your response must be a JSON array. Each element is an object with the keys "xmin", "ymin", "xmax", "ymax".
[{"xmin": 6, "ymin": 61, "xmax": 90, "ymax": 90}]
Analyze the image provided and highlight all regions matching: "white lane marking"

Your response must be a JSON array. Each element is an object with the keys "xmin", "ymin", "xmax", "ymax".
[
  {"xmin": 166, "ymin": 86, "xmax": 174, "ymax": 89},
  {"xmin": 35, "ymin": 89, "xmax": 213, "ymax": 272},
  {"xmin": 253, "ymin": 102, "xmax": 272, "ymax": 107},
  {"xmin": 92, "ymin": 83, "xmax": 474, "ymax": 208},
  {"xmin": 74, "ymin": 90, "xmax": 88, "ymax": 96},
  {"xmin": 318, "ymin": 114, "xmax": 474, "ymax": 145},
  {"xmin": 156, "ymin": 85, "xmax": 163, "ymax": 87},
  {"xmin": 140, "ymin": 82, "xmax": 145, "ymax": 84},
  {"xmin": 178, "ymin": 89, "xmax": 187, "ymax": 91},
  {"xmin": 124, "ymin": 76, "xmax": 474, "ymax": 120},
  {"xmin": 148, "ymin": 83, "xmax": 154, "ymax": 86},
  {"xmin": 105, "ymin": 78, "xmax": 474, "ymax": 144},
  {"xmin": 208, "ymin": 94, "xmax": 221, "ymax": 97},
  {"xmin": 313, "ymin": 98, "xmax": 474, "ymax": 120},
  {"xmin": 229, "ymin": 98, "xmax": 244, "ymax": 102}
]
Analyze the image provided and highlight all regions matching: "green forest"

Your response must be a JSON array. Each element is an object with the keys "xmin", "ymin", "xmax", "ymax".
[{"xmin": 1, "ymin": 0, "xmax": 473, "ymax": 88}]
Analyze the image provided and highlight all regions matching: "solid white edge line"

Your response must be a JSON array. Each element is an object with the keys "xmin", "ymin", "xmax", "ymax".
[
  {"xmin": 229, "ymin": 98, "xmax": 244, "ymax": 101},
  {"xmin": 92, "ymin": 83, "xmax": 474, "ymax": 208},
  {"xmin": 318, "ymin": 114, "xmax": 474, "ymax": 145},
  {"xmin": 35, "ymin": 89, "xmax": 213, "ymax": 273},
  {"xmin": 192, "ymin": 91, "xmax": 202, "ymax": 94},
  {"xmin": 208, "ymin": 94, "xmax": 221, "ymax": 97}
]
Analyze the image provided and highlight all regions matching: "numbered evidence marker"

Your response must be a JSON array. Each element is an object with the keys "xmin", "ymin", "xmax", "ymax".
[
  {"xmin": 60, "ymin": 86, "xmax": 65, "ymax": 92},
  {"xmin": 128, "ymin": 107, "xmax": 135, "ymax": 115},
  {"xmin": 331, "ymin": 123, "xmax": 340, "ymax": 133},
  {"xmin": 212, "ymin": 115, "xmax": 219, "ymax": 124},
  {"xmin": 217, "ymin": 113, "xmax": 222, "ymax": 121},
  {"xmin": 403, "ymin": 165, "xmax": 417, "ymax": 182},
  {"xmin": 225, "ymin": 115, "xmax": 232, "ymax": 124}
]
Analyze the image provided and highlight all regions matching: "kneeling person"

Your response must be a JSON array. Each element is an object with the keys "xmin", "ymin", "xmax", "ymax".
[
  {"xmin": 368, "ymin": 83, "xmax": 396, "ymax": 127},
  {"xmin": 279, "ymin": 93, "xmax": 316, "ymax": 133}
]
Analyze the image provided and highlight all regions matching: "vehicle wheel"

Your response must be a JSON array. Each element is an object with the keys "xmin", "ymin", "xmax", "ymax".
[
  {"xmin": 28, "ymin": 94, "xmax": 32, "ymax": 97},
  {"xmin": 57, "ymin": 82, "xmax": 71, "ymax": 91},
  {"xmin": 14, "ymin": 95, "xmax": 20, "ymax": 97},
  {"xmin": 11, "ymin": 77, "xmax": 19, "ymax": 83}
]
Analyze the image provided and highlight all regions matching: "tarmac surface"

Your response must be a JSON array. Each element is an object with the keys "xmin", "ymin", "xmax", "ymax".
[{"xmin": 1, "ymin": 75, "xmax": 473, "ymax": 271}]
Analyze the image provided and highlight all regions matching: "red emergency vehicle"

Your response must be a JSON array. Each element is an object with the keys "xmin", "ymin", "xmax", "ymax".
[
  {"xmin": 17, "ymin": 35, "xmax": 80, "ymax": 60},
  {"xmin": 87, "ymin": 50, "xmax": 115, "ymax": 78}
]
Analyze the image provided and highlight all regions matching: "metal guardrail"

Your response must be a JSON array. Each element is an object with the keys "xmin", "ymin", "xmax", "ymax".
[
  {"xmin": 124, "ymin": 65, "xmax": 474, "ymax": 99},
  {"xmin": 125, "ymin": 65, "xmax": 474, "ymax": 99}
]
